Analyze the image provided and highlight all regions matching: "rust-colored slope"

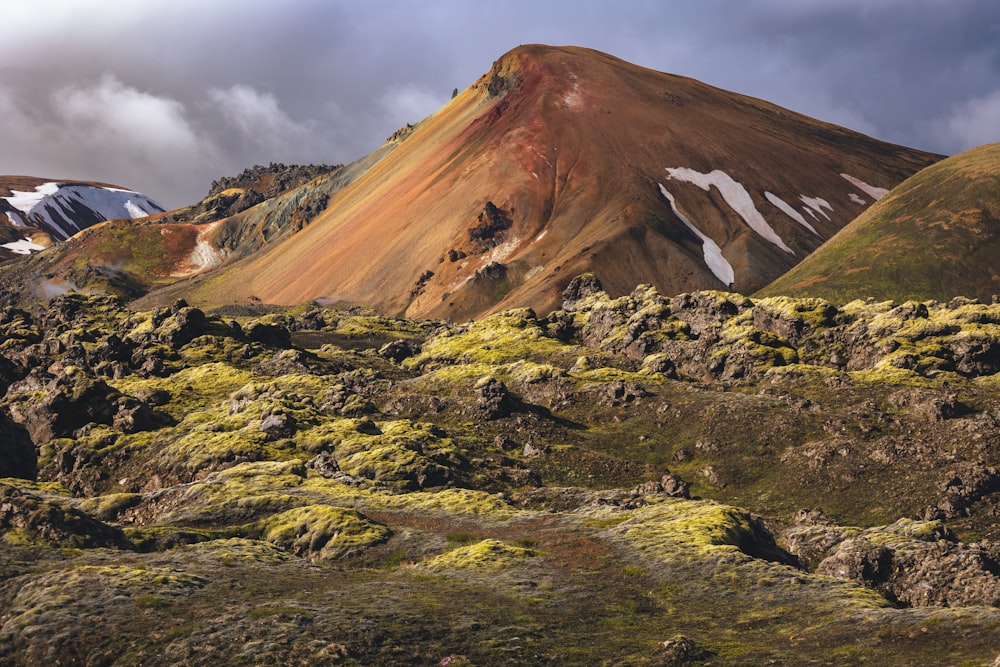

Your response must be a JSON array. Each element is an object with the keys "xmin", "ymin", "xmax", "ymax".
[{"xmin": 191, "ymin": 45, "xmax": 941, "ymax": 319}]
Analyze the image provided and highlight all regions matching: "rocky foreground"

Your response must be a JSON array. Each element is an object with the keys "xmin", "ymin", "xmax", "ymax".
[{"xmin": 3, "ymin": 275, "xmax": 1000, "ymax": 665}]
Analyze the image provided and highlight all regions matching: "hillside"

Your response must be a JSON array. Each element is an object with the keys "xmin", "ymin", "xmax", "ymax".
[
  {"xmin": 760, "ymin": 143, "xmax": 1000, "ymax": 303},
  {"xmin": 0, "ymin": 164, "xmax": 344, "ymax": 304},
  {"xmin": 0, "ymin": 176, "xmax": 165, "ymax": 260},
  {"xmin": 4, "ymin": 282, "xmax": 1000, "ymax": 663},
  {"xmin": 180, "ymin": 44, "xmax": 940, "ymax": 320}
]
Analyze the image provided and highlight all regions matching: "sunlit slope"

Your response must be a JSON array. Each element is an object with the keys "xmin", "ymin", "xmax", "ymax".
[
  {"xmin": 760, "ymin": 143, "xmax": 1000, "ymax": 304},
  {"xmin": 189, "ymin": 44, "xmax": 941, "ymax": 319}
]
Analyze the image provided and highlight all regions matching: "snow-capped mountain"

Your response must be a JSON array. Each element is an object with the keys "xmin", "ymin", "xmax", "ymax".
[{"xmin": 0, "ymin": 177, "xmax": 165, "ymax": 253}]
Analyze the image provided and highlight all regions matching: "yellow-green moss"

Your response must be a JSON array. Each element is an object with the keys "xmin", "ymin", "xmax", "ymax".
[
  {"xmin": 422, "ymin": 538, "xmax": 538, "ymax": 570},
  {"xmin": 404, "ymin": 308, "xmax": 576, "ymax": 370},
  {"xmin": 0, "ymin": 478, "xmax": 72, "ymax": 496},
  {"xmin": 77, "ymin": 493, "xmax": 144, "ymax": 520},
  {"xmin": 255, "ymin": 504, "xmax": 389, "ymax": 561}
]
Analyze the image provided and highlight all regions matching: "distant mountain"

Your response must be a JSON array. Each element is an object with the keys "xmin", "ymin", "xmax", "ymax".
[
  {"xmin": 0, "ymin": 164, "xmax": 344, "ymax": 303},
  {"xmin": 0, "ymin": 177, "xmax": 164, "ymax": 256},
  {"xmin": 759, "ymin": 143, "xmax": 1000, "ymax": 304},
  {"xmin": 179, "ymin": 44, "xmax": 940, "ymax": 319}
]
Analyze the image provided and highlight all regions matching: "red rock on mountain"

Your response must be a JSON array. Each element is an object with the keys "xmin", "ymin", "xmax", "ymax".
[{"xmin": 187, "ymin": 44, "xmax": 941, "ymax": 319}]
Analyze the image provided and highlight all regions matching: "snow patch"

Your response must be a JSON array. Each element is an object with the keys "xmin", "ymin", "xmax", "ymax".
[
  {"xmin": 849, "ymin": 193, "xmax": 867, "ymax": 205},
  {"xmin": 484, "ymin": 236, "xmax": 520, "ymax": 264},
  {"xmin": 659, "ymin": 183, "xmax": 734, "ymax": 286},
  {"xmin": 1, "ymin": 181, "xmax": 165, "ymax": 240},
  {"xmin": 124, "ymin": 200, "xmax": 149, "ymax": 218},
  {"xmin": 6, "ymin": 211, "xmax": 26, "ymax": 226},
  {"xmin": 799, "ymin": 196, "xmax": 833, "ymax": 221},
  {"xmin": 2, "ymin": 238, "xmax": 46, "ymax": 255},
  {"xmin": 665, "ymin": 167, "xmax": 793, "ymax": 254},
  {"xmin": 764, "ymin": 192, "xmax": 819, "ymax": 237},
  {"xmin": 840, "ymin": 173, "xmax": 889, "ymax": 200},
  {"xmin": 3, "ymin": 182, "xmax": 60, "ymax": 212},
  {"xmin": 535, "ymin": 230, "xmax": 547, "ymax": 242}
]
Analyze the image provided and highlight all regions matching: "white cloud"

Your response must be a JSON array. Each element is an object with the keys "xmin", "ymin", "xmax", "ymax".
[
  {"xmin": 207, "ymin": 84, "xmax": 313, "ymax": 154},
  {"xmin": 54, "ymin": 74, "xmax": 205, "ymax": 160},
  {"xmin": 378, "ymin": 83, "xmax": 447, "ymax": 128},
  {"xmin": 937, "ymin": 90, "xmax": 1000, "ymax": 152}
]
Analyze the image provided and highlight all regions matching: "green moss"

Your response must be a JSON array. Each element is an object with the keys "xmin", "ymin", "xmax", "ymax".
[
  {"xmin": 601, "ymin": 498, "xmax": 759, "ymax": 558},
  {"xmin": 422, "ymin": 538, "xmax": 538, "ymax": 570},
  {"xmin": 361, "ymin": 487, "xmax": 524, "ymax": 520},
  {"xmin": 404, "ymin": 308, "xmax": 576, "ymax": 370},
  {"xmin": 254, "ymin": 504, "xmax": 390, "ymax": 561},
  {"xmin": 77, "ymin": 493, "xmax": 144, "ymax": 521},
  {"xmin": 111, "ymin": 362, "xmax": 256, "ymax": 415},
  {"xmin": 0, "ymin": 478, "xmax": 72, "ymax": 496}
]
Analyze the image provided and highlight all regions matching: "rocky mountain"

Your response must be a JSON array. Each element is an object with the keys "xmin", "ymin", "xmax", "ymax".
[
  {"xmin": 0, "ymin": 164, "xmax": 345, "ymax": 304},
  {"xmin": 4, "ymin": 281, "xmax": 1000, "ymax": 664},
  {"xmin": 178, "ymin": 44, "xmax": 940, "ymax": 320},
  {"xmin": 0, "ymin": 176, "xmax": 165, "ymax": 258},
  {"xmin": 760, "ymin": 143, "xmax": 1000, "ymax": 303}
]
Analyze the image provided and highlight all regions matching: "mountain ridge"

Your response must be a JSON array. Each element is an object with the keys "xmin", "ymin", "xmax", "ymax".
[{"xmin": 178, "ymin": 44, "xmax": 941, "ymax": 319}]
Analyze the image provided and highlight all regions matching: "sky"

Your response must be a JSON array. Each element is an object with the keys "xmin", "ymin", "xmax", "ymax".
[{"xmin": 1, "ymin": 0, "xmax": 998, "ymax": 208}]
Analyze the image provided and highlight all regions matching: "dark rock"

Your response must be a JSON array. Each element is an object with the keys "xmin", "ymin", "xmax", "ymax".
[
  {"xmin": 653, "ymin": 635, "xmax": 709, "ymax": 665},
  {"xmin": 378, "ymin": 340, "xmax": 415, "ymax": 363},
  {"xmin": 112, "ymin": 397, "xmax": 159, "ymax": 434},
  {"xmin": 0, "ymin": 485, "xmax": 133, "ymax": 549},
  {"xmin": 494, "ymin": 434, "xmax": 519, "ymax": 451},
  {"xmin": 602, "ymin": 380, "xmax": 648, "ymax": 406},
  {"xmin": 158, "ymin": 306, "xmax": 207, "ymax": 348},
  {"xmin": 306, "ymin": 452, "xmax": 341, "ymax": 478},
  {"xmin": 522, "ymin": 437, "xmax": 549, "ymax": 457},
  {"xmin": 931, "ymin": 463, "xmax": 1000, "ymax": 519},
  {"xmin": 816, "ymin": 521, "xmax": 1000, "ymax": 607},
  {"xmin": 260, "ymin": 412, "xmax": 297, "ymax": 440},
  {"xmin": 632, "ymin": 473, "xmax": 690, "ymax": 499},
  {"xmin": 0, "ymin": 411, "xmax": 36, "ymax": 479},
  {"xmin": 245, "ymin": 321, "xmax": 292, "ymax": 347},
  {"xmin": 561, "ymin": 273, "xmax": 604, "ymax": 311},
  {"xmin": 8, "ymin": 372, "xmax": 121, "ymax": 444},
  {"xmin": 475, "ymin": 376, "xmax": 521, "ymax": 420},
  {"xmin": 256, "ymin": 349, "xmax": 313, "ymax": 376}
]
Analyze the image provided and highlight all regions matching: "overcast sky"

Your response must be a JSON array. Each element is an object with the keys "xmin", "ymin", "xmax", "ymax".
[{"xmin": 1, "ymin": 0, "xmax": 997, "ymax": 208}]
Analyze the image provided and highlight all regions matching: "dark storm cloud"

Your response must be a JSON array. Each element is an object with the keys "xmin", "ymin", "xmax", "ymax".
[{"xmin": 1, "ymin": 0, "xmax": 997, "ymax": 208}]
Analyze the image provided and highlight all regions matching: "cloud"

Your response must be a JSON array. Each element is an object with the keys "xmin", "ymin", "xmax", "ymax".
[
  {"xmin": 207, "ymin": 84, "xmax": 313, "ymax": 155},
  {"xmin": 936, "ymin": 90, "xmax": 1000, "ymax": 152},
  {"xmin": 378, "ymin": 84, "xmax": 448, "ymax": 129},
  {"xmin": 55, "ymin": 74, "xmax": 205, "ymax": 160},
  {"xmin": 1, "ymin": 1, "xmax": 997, "ymax": 206}
]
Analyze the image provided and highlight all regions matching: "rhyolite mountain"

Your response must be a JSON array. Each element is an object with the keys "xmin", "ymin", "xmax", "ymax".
[
  {"xmin": 0, "ymin": 176, "xmax": 165, "ymax": 258},
  {"xmin": 173, "ymin": 44, "xmax": 941, "ymax": 320},
  {"xmin": 760, "ymin": 143, "xmax": 1000, "ymax": 304},
  {"xmin": 0, "ymin": 45, "xmax": 944, "ymax": 317}
]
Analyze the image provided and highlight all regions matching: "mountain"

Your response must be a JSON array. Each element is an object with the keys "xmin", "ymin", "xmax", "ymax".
[
  {"xmin": 0, "ymin": 176, "xmax": 165, "ymax": 257},
  {"xmin": 759, "ymin": 143, "xmax": 1000, "ymax": 304},
  {"xmin": 178, "ymin": 44, "xmax": 940, "ymax": 320},
  {"xmin": 0, "ymin": 164, "xmax": 344, "ymax": 302}
]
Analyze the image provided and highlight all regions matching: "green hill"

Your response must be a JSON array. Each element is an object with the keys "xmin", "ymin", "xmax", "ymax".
[{"xmin": 760, "ymin": 143, "xmax": 1000, "ymax": 304}]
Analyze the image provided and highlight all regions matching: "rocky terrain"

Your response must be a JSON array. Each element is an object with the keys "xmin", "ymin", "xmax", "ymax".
[{"xmin": 4, "ymin": 276, "xmax": 1000, "ymax": 664}]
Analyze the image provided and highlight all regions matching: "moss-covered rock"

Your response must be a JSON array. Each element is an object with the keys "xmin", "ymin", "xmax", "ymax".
[{"xmin": 255, "ymin": 504, "xmax": 390, "ymax": 561}]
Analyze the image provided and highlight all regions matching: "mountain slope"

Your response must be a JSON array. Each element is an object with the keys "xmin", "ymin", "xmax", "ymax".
[
  {"xmin": 0, "ymin": 164, "xmax": 347, "ymax": 304},
  {"xmin": 0, "ymin": 177, "xmax": 165, "ymax": 252},
  {"xmin": 185, "ymin": 44, "xmax": 941, "ymax": 319},
  {"xmin": 759, "ymin": 143, "xmax": 1000, "ymax": 304}
]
